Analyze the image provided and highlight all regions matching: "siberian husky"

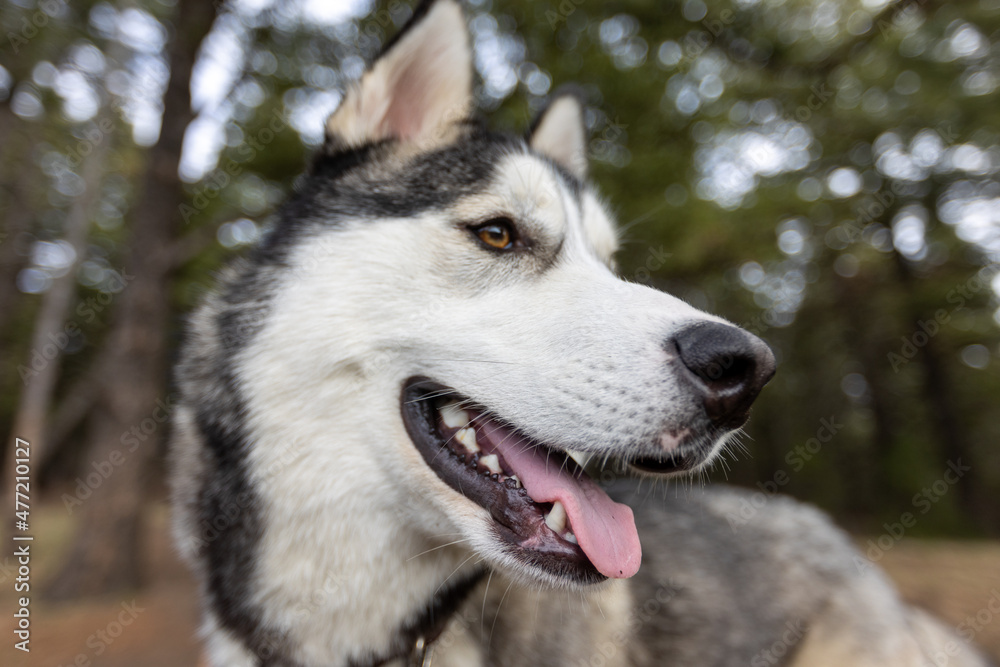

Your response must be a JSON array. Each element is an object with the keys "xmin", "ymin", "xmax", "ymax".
[{"xmin": 169, "ymin": 1, "xmax": 994, "ymax": 665}]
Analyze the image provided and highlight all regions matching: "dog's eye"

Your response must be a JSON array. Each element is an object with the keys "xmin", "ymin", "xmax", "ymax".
[{"xmin": 472, "ymin": 218, "xmax": 517, "ymax": 251}]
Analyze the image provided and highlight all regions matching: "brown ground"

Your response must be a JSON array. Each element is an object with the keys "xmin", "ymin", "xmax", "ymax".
[{"xmin": 4, "ymin": 501, "xmax": 999, "ymax": 666}]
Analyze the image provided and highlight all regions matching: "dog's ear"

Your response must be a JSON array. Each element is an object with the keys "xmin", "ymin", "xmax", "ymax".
[
  {"xmin": 529, "ymin": 87, "xmax": 589, "ymax": 180},
  {"xmin": 325, "ymin": 0, "xmax": 472, "ymax": 150}
]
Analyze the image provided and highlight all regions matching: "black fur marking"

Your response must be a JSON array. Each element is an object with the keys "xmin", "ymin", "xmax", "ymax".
[
  {"xmin": 309, "ymin": 141, "xmax": 388, "ymax": 181},
  {"xmin": 179, "ymin": 254, "xmax": 300, "ymax": 665},
  {"xmin": 194, "ymin": 366, "xmax": 299, "ymax": 665},
  {"xmin": 280, "ymin": 124, "xmax": 526, "ymax": 234}
]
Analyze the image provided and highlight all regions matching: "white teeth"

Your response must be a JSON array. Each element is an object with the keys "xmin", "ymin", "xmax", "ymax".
[
  {"xmin": 440, "ymin": 402, "xmax": 470, "ymax": 429},
  {"xmin": 479, "ymin": 453, "xmax": 502, "ymax": 475},
  {"xmin": 543, "ymin": 501, "xmax": 576, "ymax": 543},
  {"xmin": 455, "ymin": 428, "xmax": 480, "ymax": 453},
  {"xmin": 509, "ymin": 475, "xmax": 521, "ymax": 488},
  {"xmin": 544, "ymin": 500, "xmax": 567, "ymax": 534}
]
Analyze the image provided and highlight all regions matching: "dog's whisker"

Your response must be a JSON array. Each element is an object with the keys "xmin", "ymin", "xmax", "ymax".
[
  {"xmin": 434, "ymin": 552, "xmax": 479, "ymax": 597},
  {"xmin": 421, "ymin": 358, "xmax": 519, "ymax": 365},
  {"xmin": 616, "ymin": 201, "xmax": 666, "ymax": 239},
  {"xmin": 593, "ymin": 594, "xmax": 606, "ymax": 620},
  {"xmin": 406, "ymin": 538, "xmax": 474, "ymax": 561},
  {"xmin": 405, "ymin": 388, "xmax": 460, "ymax": 404},
  {"xmin": 489, "ymin": 579, "xmax": 517, "ymax": 650},
  {"xmin": 480, "ymin": 569, "xmax": 494, "ymax": 639}
]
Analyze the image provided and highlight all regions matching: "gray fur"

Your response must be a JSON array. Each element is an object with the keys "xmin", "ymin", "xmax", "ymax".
[{"xmin": 391, "ymin": 485, "xmax": 996, "ymax": 667}]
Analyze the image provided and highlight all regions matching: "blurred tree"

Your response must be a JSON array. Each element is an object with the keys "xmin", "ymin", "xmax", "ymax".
[
  {"xmin": 43, "ymin": 0, "xmax": 216, "ymax": 598},
  {"xmin": 9, "ymin": 114, "xmax": 108, "ymax": 468}
]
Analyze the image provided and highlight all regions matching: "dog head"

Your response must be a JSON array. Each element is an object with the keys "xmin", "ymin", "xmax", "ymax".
[{"xmin": 233, "ymin": 0, "xmax": 775, "ymax": 589}]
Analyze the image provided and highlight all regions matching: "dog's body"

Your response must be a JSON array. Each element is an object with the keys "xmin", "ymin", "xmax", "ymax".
[{"xmin": 170, "ymin": 2, "xmax": 993, "ymax": 665}]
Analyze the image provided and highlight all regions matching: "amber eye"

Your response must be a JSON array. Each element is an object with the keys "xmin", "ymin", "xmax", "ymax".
[{"xmin": 473, "ymin": 218, "xmax": 516, "ymax": 250}]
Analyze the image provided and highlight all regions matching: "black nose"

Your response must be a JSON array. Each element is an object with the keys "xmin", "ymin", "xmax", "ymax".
[{"xmin": 672, "ymin": 322, "xmax": 776, "ymax": 428}]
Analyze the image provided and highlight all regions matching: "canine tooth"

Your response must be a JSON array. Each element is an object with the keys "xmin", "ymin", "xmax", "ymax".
[
  {"xmin": 455, "ymin": 428, "xmax": 480, "ymax": 453},
  {"xmin": 545, "ymin": 500, "xmax": 567, "ymax": 534},
  {"xmin": 480, "ymin": 453, "xmax": 502, "ymax": 475},
  {"xmin": 564, "ymin": 531, "xmax": 578, "ymax": 544},
  {"xmin": 440, "ymin": 402, "xmax": 470, "ymax": 429}
]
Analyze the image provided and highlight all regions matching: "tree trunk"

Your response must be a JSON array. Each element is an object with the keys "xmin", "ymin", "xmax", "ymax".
[
  {"xmin": 833, "ymin": 273, "xmax": 900, "ymax": 514},
  {"xmin": 0, "ymin": 105, "xmax": 40, "ymax": 540},
  {"xmin": 2, "ymin": 122, "xmax": 108, "ymax": 544},
  {"xmin": 44, "ymin": 0, "xmax": 216, "ymax": 600},
  {"xmin": 8, "ymin": 126, "xmax": 108, "ymax": 463},
  {"xmin": 0, "ymin": 104, "xmax": 35, "ymax": 333},
  {"xmin": 40, "ymin": 353, "xmax": 106, "ymax": 474},
  {"xmin": 892, "ymin": 253, "xmax": 990, "ymax": 532}
]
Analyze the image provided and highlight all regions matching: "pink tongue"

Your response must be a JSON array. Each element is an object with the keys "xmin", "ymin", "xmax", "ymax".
[{"xmin": 479, "ymin": 422, "xmax": 641, "ymax": 579}]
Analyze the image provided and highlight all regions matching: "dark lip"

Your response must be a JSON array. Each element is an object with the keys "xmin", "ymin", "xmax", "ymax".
[
  {"xmin": 627, "ymin": 422, "xmax": 732, "ymax": 475},
  {"xmin": 628, "ymin": 453, "xmax": 691, "ymax": 474},
  {"xmin": 400, "ymin": 377, "xmax": 605, "ymax": 585}
]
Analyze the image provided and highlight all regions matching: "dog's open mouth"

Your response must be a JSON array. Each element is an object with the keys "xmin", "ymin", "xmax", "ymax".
[{"xmin": 401, "ymin": 378, "xmax": 642, "ymax": 583}]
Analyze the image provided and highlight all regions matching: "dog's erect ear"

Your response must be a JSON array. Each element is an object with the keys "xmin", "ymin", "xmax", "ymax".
[
  {"xmin": 529, "ymin": 87, "xmax": 589, "ymax": 180},
  {"xmin": 325, "ymin": 0, "xmax": 472, "ymax": 150}
]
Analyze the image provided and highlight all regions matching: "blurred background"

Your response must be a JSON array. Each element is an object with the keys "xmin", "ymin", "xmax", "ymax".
[{"xmin": 1, "ymin": 0, "xmax": 998, "ymax": 664}]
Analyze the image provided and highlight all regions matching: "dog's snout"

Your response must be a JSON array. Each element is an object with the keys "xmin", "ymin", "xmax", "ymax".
[{"xmin": 671, "ymin": 322, "xmax": 776, "ymax": 427}]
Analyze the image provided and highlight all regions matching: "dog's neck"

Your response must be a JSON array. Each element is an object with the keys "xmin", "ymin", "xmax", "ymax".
[
  {"xmin": 259, "ymin": 480, "xmax": 485, "ymax": 664},
  {"xmin": 243, "ymin": 414, "xmax": 486, "ymax": 664},
  {"xmin": 347, "ymin": 567, "xmax": 486, "ymax": 667},
  {"xmin": 234, "ymin": 335, "xmax": 494, "ymax": 663}
]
